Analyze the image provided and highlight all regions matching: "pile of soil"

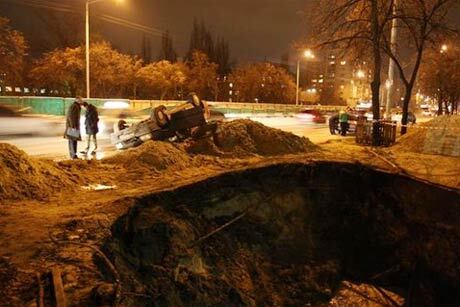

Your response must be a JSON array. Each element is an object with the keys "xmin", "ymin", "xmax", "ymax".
[
  {"xmin": 105, "ymin": 141, "xmax": 191, "ymax": 171},
  {"xmin": 395, "ymin": 115, "xmax": 460, "ymax": 156},
  {"xmin": 105, "ymin": 163, "xmax": 460, "ymax": 306},
  {"xmin": 0, "ymin": 143, "xmax": 74, "ymax": 202},
  {"xmin": 187, "ymin": 119, "xmax": 317, "ymax": 156}
]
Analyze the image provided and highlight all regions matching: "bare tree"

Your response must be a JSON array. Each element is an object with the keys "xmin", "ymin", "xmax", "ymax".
[
  {"xmin": 381, "ymin": 0, "xmax": 458, "ymax": 134},
  {"xmin": 308, "ymin": 0, "xmax": 394, "ymax": 144}
]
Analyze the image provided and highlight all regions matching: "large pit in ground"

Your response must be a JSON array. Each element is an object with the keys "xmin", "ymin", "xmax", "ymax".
[{"xmin": 106, "ymin": 162, "xmax": 460, "ymax": 306}]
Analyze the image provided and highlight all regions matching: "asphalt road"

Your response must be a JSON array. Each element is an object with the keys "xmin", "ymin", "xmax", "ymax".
[{"xmin": 0, "ymin": 114, "xmax": 338, "ymax": 160}]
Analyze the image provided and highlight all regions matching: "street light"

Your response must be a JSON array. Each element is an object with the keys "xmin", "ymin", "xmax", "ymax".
[
  {"xmin": 441, "ymin": 44, "xmax": 448, "ymax": 53},
  {"xmin": 296, "ymin": 49, "xmax": 315, "ymax": 105},
  {"xmin": 356, "ymin": 70, "xmax": 365, "ymax": 79},
  {"xmin": 86, "ymin": 0, "xmax": 124, "ymax": 99}
]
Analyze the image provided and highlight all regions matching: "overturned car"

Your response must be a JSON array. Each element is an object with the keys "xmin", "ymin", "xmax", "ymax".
[{"xmin": 111, "ymin": 94, "xmax": 218, "ymax": 149}]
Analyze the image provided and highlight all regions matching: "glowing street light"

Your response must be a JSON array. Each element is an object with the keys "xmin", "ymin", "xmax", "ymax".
[
  {"xmin": 296, "ymin": 49, "xmax": 316, "ymax": 105},
  {"xmin": 441, "ymin": 44, "xmax": 448, "ymax": 53},
  {"xmin": 356, "ymin": 70, "xmax": 366, "ymax": 79},
  {"xmin": 303, "ymin": 49, "xmax": 315, "ymax": 59},
  {"xmin": 86, "ymin": 0, "xmax": 125, "ymax": 99}
]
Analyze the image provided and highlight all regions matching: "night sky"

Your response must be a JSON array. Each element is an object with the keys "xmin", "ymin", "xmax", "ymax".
[{"xmin": 0, "ymin": 0, "xmax": 308, "ymax": 64}]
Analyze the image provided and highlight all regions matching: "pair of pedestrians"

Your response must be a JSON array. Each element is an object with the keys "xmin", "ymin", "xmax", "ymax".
[{"xmin": 64, "ymin": 97, "xmax": 99, "ymax": 159}]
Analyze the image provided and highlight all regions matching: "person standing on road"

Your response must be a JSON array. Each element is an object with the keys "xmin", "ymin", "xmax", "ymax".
[
  {"xmin": 339, "ymin": 109, "xmax": 349, "ymax": 136},
  {"xmin": 64, "ymin": 97, "xmax": 83, "ymax": 159},
  {"xmin": 81, "ymin": 101, "xmax": 99, "ymax": 155}
]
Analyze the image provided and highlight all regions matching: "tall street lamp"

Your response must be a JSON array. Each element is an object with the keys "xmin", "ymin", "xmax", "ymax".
[
  {"xmin": 385, "ymin": 0, "xmax": 398, "ymax": 119},
  {"xmin": 296, "ymin": 49, "xmax": 315, "ymax": 106},
  {"xmin": 86, "ymin": 0, "xmax": 124, "ymax": 99}
]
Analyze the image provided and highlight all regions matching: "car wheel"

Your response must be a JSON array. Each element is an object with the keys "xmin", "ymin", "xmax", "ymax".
[
  {"xmin": 115, "ymin": 120, "xmax": 127, "ymax": 133},
  {"xmin": 153, "ymin": 105, "xmax": 169, "ymax": 128},
  {"xmin": 189, "ymin": 93, "xmax": 201, "ymax": 107},
  {"xmin": 329, "ymin": 119, "xmax": 338, "ymax": 135}
]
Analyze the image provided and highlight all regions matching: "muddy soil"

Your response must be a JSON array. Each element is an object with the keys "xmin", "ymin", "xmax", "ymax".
[
  {"xmin": 106, "ymin": 162, "xmax": 460, "ymax": 306},
  {"xmin": 0, "ymin": 118, "xmax": 459, "ymax": 306}
]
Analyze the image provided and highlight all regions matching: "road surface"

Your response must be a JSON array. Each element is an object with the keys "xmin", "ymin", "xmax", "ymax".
[{"xmin": 0, "ymin": 114, "xmax": 340, "ymax": 160}]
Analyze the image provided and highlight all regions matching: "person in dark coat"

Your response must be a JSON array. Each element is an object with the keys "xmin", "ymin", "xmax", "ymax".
[
  {"xmin": 81, "ymin": 101, "xmax": 99, "ymax": 155},
  {"xmin": 64, "ymin": 97, "xmax": 83, "ymax": 159}
]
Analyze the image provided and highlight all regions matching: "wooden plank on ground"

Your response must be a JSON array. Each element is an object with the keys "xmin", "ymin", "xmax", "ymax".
[{"xmin": 51, "ymin": 267, "xmax": 67, "ymax": 307}]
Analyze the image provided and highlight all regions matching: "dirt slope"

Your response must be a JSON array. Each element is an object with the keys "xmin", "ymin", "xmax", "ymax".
[
  {"xmin": 394, "ymin": 115, "xmax": 460, "ymax": 156},
  {"xmin": 0, "ymin": 143, "xmax": 76, "ymax": 202}
]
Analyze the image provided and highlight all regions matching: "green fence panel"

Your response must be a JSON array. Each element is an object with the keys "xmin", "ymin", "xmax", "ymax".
[{"xmin": 0, "ymin": 96, "xmax": 128, "ymax": 116}]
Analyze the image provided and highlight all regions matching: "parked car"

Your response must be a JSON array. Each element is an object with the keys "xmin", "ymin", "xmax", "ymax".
[
  {"xmin": 111, "ymin": 94, "xmax": 219, "ymax": 149},
  {"xmin": 328, "ymin": 112, "xmax": 360, "ymax": 135},
  {"xmin": 391, "ymin": 111, "xmax": 416, "ymax": 124}
]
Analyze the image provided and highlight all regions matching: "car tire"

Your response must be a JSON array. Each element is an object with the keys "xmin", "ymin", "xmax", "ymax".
[
  {"xmin": 153, "ymin": 105, "xmax": 169, "ymax": 128},
  {"xmin": 189, "ymin": 93, "xmax": 201, "ymax": 108},
  {"xmin": 115, "ymin": 120, "xmax": 127, "ymax": 133}
]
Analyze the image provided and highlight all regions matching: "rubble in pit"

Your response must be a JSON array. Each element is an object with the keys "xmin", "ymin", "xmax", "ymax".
[
  {"xmin": 104, "ymin": 162, "xmax": 460, "ymax": 306},
  {"xmin": 0, "ymin": 143, "xmax": 76, "ymax": 202},
  {"xmin": 394, "ymin": 115, "xmax": 460, "ymax": 156}
]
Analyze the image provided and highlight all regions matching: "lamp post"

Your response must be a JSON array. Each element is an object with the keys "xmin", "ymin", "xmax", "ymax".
[
  {"xmin": 86, "ymin": 0, "xmax": 124, "ymax": 99},
  {"xmin": 385, "ymin": 0, "xmax": 398, "ymax": 119},
  {"xmin": 296, "ymin": 49, "xmax": 315, "ymax": 106}
]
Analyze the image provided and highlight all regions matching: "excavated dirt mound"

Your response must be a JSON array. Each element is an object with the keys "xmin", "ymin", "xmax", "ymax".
[
  {"xmin": 190, "ymin": 119, "xmax": 317, "ymax": 156},
  {"xmin": 106, "ymin": 162, "xmax": 460, "ymax": 306},
  {"xmin": 0, "ymin": 143, "xmax": 75, "ymax": 202},
  {"xmin": 395, "ymin": 115, "xmax": 460, "ymax": 156},
  {"xmin": 105, "ymin": 141, "xmax": 191, "ymax": 171}
]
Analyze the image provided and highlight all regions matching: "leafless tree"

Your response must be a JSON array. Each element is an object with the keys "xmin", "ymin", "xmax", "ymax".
[
  {"xmin": 308, "ymin": 0, "xmax": 395, "ymax": 144},
  {"xmin": 381, "ymin": 0, "xmax": 458, "ymax": 133}
]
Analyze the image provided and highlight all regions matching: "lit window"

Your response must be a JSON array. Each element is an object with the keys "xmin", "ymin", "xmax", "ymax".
[{"xmin": 340, "ymin": 61, "xmax": 346, "ymax": 65}]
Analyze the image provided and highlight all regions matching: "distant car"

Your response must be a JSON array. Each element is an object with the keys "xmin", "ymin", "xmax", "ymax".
[
  {"xmin": 391, "ymin": 111, "xmax": 416, "ymax": 124},
  {"xmin": 0, "ymin": 104, "xmax": 64, "ymax": 137},
  {"xmin": 297, "ymin": 109, "xmax": 327, "ymax": 123}
]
